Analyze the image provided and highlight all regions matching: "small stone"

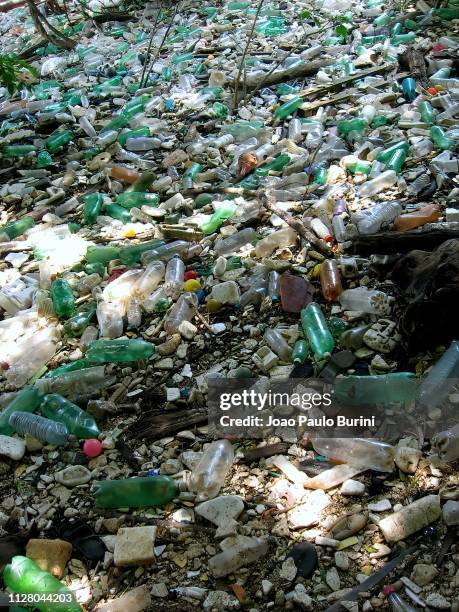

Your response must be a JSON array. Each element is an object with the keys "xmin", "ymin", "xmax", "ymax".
[
  {"xmin": 25, "ymin": 539, "xmax": 72, "ymax": 578},
  {"xmin": 166, "ymin": 387, "xmax": 181, "ymax": 402},
  {"xmin": 425, "ymin": 593, "xmax": 451, "ymax": 609},
  {"xmin": 203, "ymin": 590, "xmax": 240, "ymax": 610},
  {"xmin": 410, "ymin": 563, "xmax": 438, "ymax": 586},
  {"xmin": 0, "ymin": 435, "xmax": 26, "ymax": 460},
  {"xmin": 326, "ymin": 567, "xmax": 341, "ymax": 591},
  {"xmin": 279, "ymin": 556, "xmax": 298, "ymax": 581},
  {"xmin": 151, "ymin": 583, "xmax": 168, "ymax": 598},
  {"xmin": 291, "ymin": 584, "xmax": 313, "ymax": 609},
  {"xmin": 287, "ymin": 542, "xmax": 318, "ymax": 578},
  {"xmin": 178, "ymin": 320, "xmax": 198, "ymax": 339},
  {"xmin": 443, "ymin": 500, "xmax": 459, "ymax": 526},
  {"xmin": 95, "ymin": 586, "xmax": 151, "ymax": 612},
  {"xmin": 54, "ymin": 465, "xmax": 92, "ymax": 487},
  {"xmin": 340, "ymin": 480, "xmax": 365, "ymax": 496},
  {"xmin": 156, "ymin": 357, "xmax": 174, "ymax": 369},
  {"xmin": 368, "ymin": 499, "xmax": 391, "ymax": 512},
  {"xmin": 114, "ymin": 526, "xmax": 156, "ymax": 566},
  {"xmin": 25, "ymin": 434, "xmax": 43, "ymax": 453},
  {"xmin": 395, "ymin": 447, "xmax": 422, "ymax": 474},
  {"xmin": 369, "ymin": 543, "xmax": 391, "ymax": 559},
  {"xmin": 334, "ymin": 551, "xmax": 349, "ymax": 570},
  {"xmin": 102, "ymin": 518, "xmax": 122, "ymax": 534},
  {"xmin": 195, "ymin": 495, "xmax": 244, "ymax": 537},
  {"xmin": 262, "ymin": 580, "xmax": 273, "ymax": 596}
]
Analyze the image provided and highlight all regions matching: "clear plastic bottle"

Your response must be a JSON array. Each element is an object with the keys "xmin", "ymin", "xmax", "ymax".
[
  {"xmin": 254, "ymin": 228, "xmax": 297, "ymax": 258},
  {"xmin": 359, "ymin": 170, "xmax": 397, "ymax": 197},
  {"xmin": 417, "ymin": 341, "xmax": 459, "ymax": 410},
  {"xmin": 164, "ymin": 257, "xmax": 185, "ymax": 300},
  {"xmin": 126, "ymin": 298, "xmax": 142, "ymax": 328},
  {"xmin": 268, "ymin": 271, "xmax": 280, "ymax": 300},
  {"xmin": 339, "ymin": 287, "xmax": 393, "ymax": 315},
  {"xmin": 209, "ymin": 536, "xmax": 269, "ymax": 577},
  {"xmin": 189, "ymin": 439, "xmax": 234, "ymax": 501},
  {"xmin": 312, "ymin": 438, "xmax": 395, "ymax": 472},
  {"xmin": 5, "ymin": 328, "xmax": 60, "ymax": 389},
  {"xmin": 97, "ymin": 301, "xmax": 124, "ymax": 338},
  {"xmin": 354, "ymin": 201, "xmax": 402, "ymax": 234},
  {"xmin": 135, "ymin": 261, "xmax": 165, "ymax": 298},
  {"xmin": 141, "ymin": 241, "xmax": 190, "ymax": 264},
  {"xmin": 124, "ymin": 137, "xmax": 161, "ymax": 151},
  {"xmin": 102, "ymin": 269, "xmax": 142, "ymax": 303},
  {"xmin": 163, "ymin": 293, "xmax": 198, "ymax": 334},
  {"xmin": 215, "ymin": 228, "xmax": 256, "ymax": 256},
  {"xmin": 264, "ymin": 329, "xmax": 293, "ymax": 362},
  {"xmin": 310, "ymin": 218, "xmax": 332, "ymax": 242},
  {"xmin": 35, "ymin": 366, "xmax": 114, "ymax": 400},
  {"xmin": 8, "ymin": 411, "xmax": 68, "ymax": 445},
  {"xmin": 142, "ymin": 287, "xmax": 169, "ymax": 313},
  {"xmin": 383, "ymin": 586, "xmax": 418, "ymax": 611}
]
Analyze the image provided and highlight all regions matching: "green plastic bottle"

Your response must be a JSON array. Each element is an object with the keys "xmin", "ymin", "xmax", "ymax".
[
  {"xmin": 373, "ymin": 12, "xmax": 391, "ymax": 26},
  {"xmin": 329, "ymin": 316, "xmax": 348, "ymax": 339},
  {"xmin": 131, "ymin": 170, "xmax": 157, "ymax": 193},
  {"xmin": 85, "ymin": 262, "xmax": 105, "ymax": 276},
  {"xmin": 333, "ymin": 372, "xmax": 417, "ymax": 406},
  {"xmin": 0, "ymin": 386, "xmax": 43, "ymax": 435},
  {"xmin": 86, "ymin": 338, "xmax": 155, "ymax": 363},
  {"xmin": 201, "ymin": 202, "xmax": 237, "ymax": 235},
  {"xmin": 391, "ymin": 32, "xmax": 416, "ymax": 45},
  {"xmin": 376, "ymin": 140, "xmax": 409, "ymax": 163},
  {"xmin": 63, "ymin": 303, "xmax": 97, "ymax": 337},
  {"xmin": 100, "ymin": 115, "xmax": 129, "ymax": 133},
  {"xmin": 104, "ymin": 203, "xmax": 131, "ymax": 223},
  {"xmin": 83, "ymin": 192, "xmax": 103, "ymax": 225},
  {"xmin": 212, "ymin": 102, "xmax": 229, "ymax": 118},
  {"xmin": 337, "ymin": 118, "xmax": 367, "ymax": 140},
  {"xmin": 3, "ymin": 556, "xmax": 81, "ymax": 612},
  {"xmin": 361, "ymin": 34, "xmax": 385, "ymax": 45},
  {"xmin": 86, "ymin": 245, "xmax": 120, "ymax": 264},
  {"xmin": 347, "ymin": 160, "xmax": 372, "ymax": 175},
  {"xmin": 385, "ymin": 148, "xmax": 407, "ymax": 173},
  {"xmin": 51, "ymin": 278, "xmax": 75, "ymax": 319},
  {"xmin": 36, "ymin": 150, "xmax": 53, "ymax": 168},
  {"xmin": 419, "ymin": 100, "xmax": 437, "ymax": 125},
  {"xmin": 3, "ymin": 145, "xmax": 36, "ymax": 157},
  {"xmin": 116, "ymin": 192, "xmax": 159, "ymax": 209},
  {"xmin": 274, "ymin": 96, "xmax": 302, "ymax": 120},
  {"xmin": 1, "ymin": 216, "xmax": 35, "ymax": 239},
  {"xmin": 46, "ymin": 359, "xmax": 91, "ymax": 378},
  {"xmin": 117, "ymin": 127, "xmax": 150, "ymax": 145},
  {"xmin": 182, "ymin": 163, "xmax": 202, "ymax": 189},
  {"xmin": 292, "ymin": 340, "xmax": 309, "ymax": 364},
  {"xmin": 119, "ymin": 239, "xmax": 165, "ymax": 266},
  {"xmin": 401, "ymin": 77, "xmax": 416, "ymax": 102},
  {"xmin": 41, "ymin": 394, "xmax": 100, "ymax": 439},
  {"xmin": 45, "ymin": 130, "xmax": 73, "ymax": 152},
  {"xmin": 300, "ymin": 303, "xmax": 334, "ymax": 359},
  {"xmin": 431, "ymin": 126, "xmax": 454, "ymax": 150},
  {"xmin": 94, "ymin": 475, "xmax": 179, "ymax": 508}
]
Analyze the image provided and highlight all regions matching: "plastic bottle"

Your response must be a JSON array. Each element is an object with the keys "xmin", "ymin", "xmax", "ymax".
[
  {"xmin": 63, "ymin": 304, "xmax": 97, "ymax": 337},
  {"xmin": 45, "ymin": 130, "xmax": 73, "ymax": 152},
  {"xmin": 209, "ymin": 536, "xmax": 269, "ymax": 577},
  {"xmin": 339, "ymin": 287, "xmax": 393, "ymax": 315},
  {"xmin": 419, "ymin": 100, "xmax": 437, "ymax": 125},
  {"xmin": 274, "ymin": 96, "xmax": 303, "ymax": 120},
  {"xmin": 431, "ymin": 126, "xmax": 454, "ymax": 150},
  {"xmin": 135, "ymin": 261, "xmax": 165, "ymax": 298},
  {"xmin": 268, "ymin": 271, "xmax": 280, "ymax": 301},
  {"xmin": 8, "ymin": 411, "xmax": 68, "ymax": 445},
  {"xmin": 301, "ymin": 303, "xmax": 334, "ymax": 359},
  {"xmin": 164, "ymin": 257, "xmax": 185, "ymax": 300},
  {"xmin": 86, "ymin": 245, "xmax": 120, "ymax": 264},
  {"xmin": 0, "ymin": 387, "xmax": 43, "ymax": 436},
  {"xmin": 189, "ymin": 439, "xmax": 234, "ymax": 501},
  {"xmin": 339, "ymin": 325, "xmax": 370, "ymax": 350},
  {"xmin": 5, "ymin": 328, "xmax": 60, "ymax": 389},
  {"xmin": 264, "ymin": 329, "xmax": 293, "ymax": 361},
  {"xmin": 310, "ymin": 218, "xmax": 333, "ymax": 242},
  {"xmin": 312, "ymin": 438, "xmax": 395, "ymax": 472},
  {"xmin": 359, "ymin": 170, "xmax": 397, "ymax": 197},
  {"xmin": 215, "ymin": 228, "xmax": 256, "ymax": 255},
  {"xmin": 104, "ymin": 203, "xmax": 131, "ymax": 223},
  {"xmin": 97, "ymin": 301, "xmax": 124, "ymax": 338},
  {"xmin": 110, "ymin": 165, "xmax": 140, "ymax": 184},
  {"xmin": 93, "ymin": 475, "xmax": 178, "ymax": 508},
  {"xmin": 0, "ymin": 216, "xmax": 35, "ymax": 240},
  {"xmin": 86, "ymin": 338, "xmax": 155, "ymax": 363},
  {"xmin": 254, "ymin": 227, "xmax": 297, "ymax": 258},
  {"xmin": 401, "ymin": 77, "xmax": 416, "ymax": 102},
  {"xmin": 354, "ymin": 201, "xmax": 402, "ymax": 234},
  {"xmin": 417, "ymin": 341, "xmax": 459, "ymax": 410},
  {"xmin": 292, "ymin": 339, "xmax": 309, "ymax": 364},
  {"xmin": 141, "ymin": 241, "xmax": 190, "ymax": 264},
  {"xmin": 393, "ymin": 204, "xmax": 440, "ymax": 231},
  {"xmin": 182, "ymin": 162, "xmax": 202, "ymax": 189},
  {"xmin": 2, "ymin": 145, "xmax": 37, "ymax": 158},
  {"xmin": 201, "ymin": 202, "xmax": 237, "ymax": 235},
  {"xmin": 320, "ymin": 260, "xmax": 343, "ymax": 302},
  {"xmin": 383, "ymin": 586, "xmax": 417, "ymax": 612},
  {"xmin": 116, "ymin": 192, "xmax": 159, "ymax": 209},
  {"xmin": 41, "ymin": 394, "xmax": 99, "ymax": 439},
  {"xmin": 164, "ymin": 292, "xmax": 198, "ymax": 333},
  {"xmin": 35, "ymin": 366, "xmax": 114, "ymax": 400},
  {"xmin": 51, "ymin": 278, "xmax": 75, "ymax": 319},
  {"xmin": 333, "ymin": 372, "xmax": 417, "ymax": 406},
  {"xmin": 337, "ymin": 118, "xmax": 367, "ymax": 141},
  {"xmin": 385, "ymin": 149, "xmax": 407, "ymax": 174},
  {"xmin": 3, "ymin": 556, "xmax": 81, "ymax": 612},
  {"xmin": 305, "ymin": 464, "xmax": 364, "ymax": 490},
  {"xmin": 83, "ymin": 192, "xmax": 103, "ymax": 225}
]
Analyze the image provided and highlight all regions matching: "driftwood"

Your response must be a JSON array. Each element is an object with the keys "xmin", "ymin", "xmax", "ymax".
[
  {"xmin": 243, "ymin": 58, "xmax": 338, "ymax": 90},
  {"xmin": 242, "ymin": 442, "xmax": 290, "ymax": 461},
  {"xmin": 92, "ymin": 11, "xmax": 135, "ymax": 22},
  {"xmin": 345, "ymin": 225, "xmax": 459, "ymax": 255},
  {"xmin": 126, "ymin": 407, "xmax": 208, "ymax": 440}
]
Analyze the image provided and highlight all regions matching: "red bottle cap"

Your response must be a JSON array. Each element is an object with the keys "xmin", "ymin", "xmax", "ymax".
[
  {"xmin": 184, "ymin": 270, "xmax": 198, "ymax": 281},
  {"xmin": 83, "ymin": 439, "xmax": 103, "ymax": 458},
  {"xmin": 383, "ymin": 585, "xmax": 396, "ymax": 597}
]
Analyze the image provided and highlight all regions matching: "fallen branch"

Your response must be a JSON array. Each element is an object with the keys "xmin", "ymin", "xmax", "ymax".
[
  {"xmin": 92, "ymin": 11, "xmax": 135, "ymax": 22},
  {"xmin": 242, "ymin": 58, "xmax": 338, "ymax": 90}
]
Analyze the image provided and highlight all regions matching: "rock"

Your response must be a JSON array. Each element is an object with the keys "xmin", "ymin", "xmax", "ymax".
[
  {"xmin": 340, "ymin": 480, "xmax": 365, "ymax": 496},
  {"xmin": 288, "ymin": 490, "xmax": 330, "ymax": 529},
  {"xmin": 369, "ymin": 543, "xmax": 391, "ymax": 558},
  {"xmin": 363, "ymin": 319, "xmax": 401, "ymax": 353},
  {"xmin": 291, "ymin": 584, "xmax": 313, "ymax": 610},
  {"xmin": 378, "ymin": 495, "xmax": 441, "ymax": 542},
  {"xmin": 334, "ymin": 551, "xmax": 349, "ymax": 570},
  {"xmin": 95, "ymin": 585, "xmax": 151, "ymax": 611},
  {"xmin": 102, "ymin": 518, "xmax": 123, "ymax": 534},
  {"xmin": 114, "ymin": 526, "xmax": 157, "ymax": 566},
  {"xmin": 410, "ymin": 563, "xmax": 438, "ymax": 586},
  {"xmin": 394, "ymin": 446, "xmax": 422, "ymax": 474},
  {"xmin": 151, "ymin": 583, "xmax": 168, "ymax": 598},
  {"xmin": 25, "ymin": 538, "xmax": 72, "ymax": 578},
  {"xmin": 368, "ymin": 499, "xmax": 392, "ymax": 512},
  {"xmin": 262, "ymin": 580, "xmax": 273, "ymax": 596},
  {"xmin": 329, "ymin": 512, "xmax": 368, "ymax": 540},
  {"xmin": 203, "ymin": 591, "xmax": 240, "ymax": 610},
  {"xmin": 443, "ymin": 500, "xmax": 459, "ymax": 526},
  {"xmin": 287, "ymin": 542, "xmax": 318, "ymax": 578},
  {"xmin": 181, "ymin": 450, "xmax": 202, "ymax": 470},
  {"xmin": 195, "ymin": 495, "xmax": 244, "ymax": 538},
  {"xmin": 0, "ymin": 435, "xmax": 26, "ymax": 460},
  {"xmin": 0, "ymin": 510, "xmax": 8, "ymax": 527},
  {"xmin": 54, "ymin": 465, "xmax": 92, "ymax": 487},
  {"xmin": 326, "ymin": 567, "xmax": 341, "ymax": 591},
  {"xmin": 25, "ymin": 434, "xmax": 43, "ymax": 453},
  {"xmin": 425, "ymin": 593, "xmax": 451, "ymax": 609},
  {"xmin": 279, "ymin": 556, "xmax": 297, "ymax": 581},
  {"xmin": 178, "ymin": 320, "xmax": 198, "ymax": 339}
]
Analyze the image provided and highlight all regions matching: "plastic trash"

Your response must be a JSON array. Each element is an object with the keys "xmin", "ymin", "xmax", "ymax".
[
  {"xmin": 94, "ymin": 475, "xmax": 178, "ymax": 508},
  {"xmin": 189, "ymin": 439, "xmax": 234, "ymax": 501}
]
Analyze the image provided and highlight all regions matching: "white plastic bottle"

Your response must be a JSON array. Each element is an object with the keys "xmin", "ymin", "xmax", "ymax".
[{"xmin": 189, "ymin": 439, "xmax": 234, "ymax": 501}]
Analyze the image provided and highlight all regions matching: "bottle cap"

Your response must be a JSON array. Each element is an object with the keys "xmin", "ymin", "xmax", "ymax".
[{"xmin": 382, "ymin": 585, "xmax": 396, "ymax": 597}]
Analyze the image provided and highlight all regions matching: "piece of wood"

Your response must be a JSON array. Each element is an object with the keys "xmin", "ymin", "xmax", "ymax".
[
  {"xmin": 242, "ymin": 442, "xmax": 290, "ymax": 461},
  {"xmin": 243, "ymin": 58, "xmax": 338, "ymax": 90},
  {"xmin": 126, "ymin": 408, "xmax": 208, "ymax": 440},
  {"xmin": 346, "ymin": 225, "xmax": 459, "ymax": 255},
  {"xmin": 92, "ymin": 11, "xmax": 134, "ymax": 23}
]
